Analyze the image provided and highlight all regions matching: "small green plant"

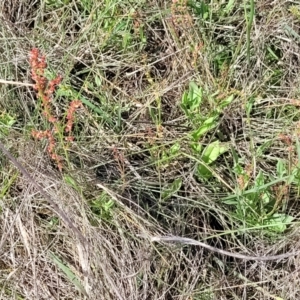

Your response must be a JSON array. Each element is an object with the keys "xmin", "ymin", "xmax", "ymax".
[
  {"xmin": 89, "ymin": 192, "xmax": 114, "ymax": 221},
  {"xmin": 289, "ymin": 5, "xmax": 300, "ymax": 19},
  {"xmin": 181, "ymin": 82, "xmax": 234, "ymax": 137},
  {"xmin": 181, "ymin": 82, "xmax": 232, "ymax": 179},
  {"xmin": 223, "ymin": 157, "xmax": 295, "ymax": 233},
  {"xmin": 0, "ymin": 112, "xmax": 15, "ymax": 136},
  {"xmin": 187, "ymin": 0, "xmax": 209, "ymax": 19}
]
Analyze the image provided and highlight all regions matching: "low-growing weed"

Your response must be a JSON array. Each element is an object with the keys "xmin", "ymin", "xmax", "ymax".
[
  {"xmin": 181, "ymin": 81, "xmax": 233, "ymax": 179},
  {"xmin": 89, "ymin": 192, "xmax": 114, "ymax": 221},
  {"xmin": 223, "ymin": 153, "xmax": 295, "ymax": 233},
  {"xmin": 0, "ymin": 112, "xmax": 16, "ymax": 136}
]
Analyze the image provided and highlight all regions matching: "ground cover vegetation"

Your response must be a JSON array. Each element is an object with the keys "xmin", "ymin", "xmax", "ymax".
[{"xmin": 1, "ymin": 0, "xmax": 300, "ymax": 299}]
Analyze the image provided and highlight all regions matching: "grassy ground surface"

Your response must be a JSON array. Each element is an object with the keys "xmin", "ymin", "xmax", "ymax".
[{"xmin": 1, "ymin": 0, "xmax": 300, "ymax": 299}]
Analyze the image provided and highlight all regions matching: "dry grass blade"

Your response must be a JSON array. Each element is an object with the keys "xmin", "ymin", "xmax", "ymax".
[
  {"xmin": 0, "ymin": 79, "xmax": 34, "ymax": 87},
  {"xmin": 142, "ymin": 234, "xmax": 299, "ymax": 261}
]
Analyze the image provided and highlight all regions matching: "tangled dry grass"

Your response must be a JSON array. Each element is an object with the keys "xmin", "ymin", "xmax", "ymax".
[{"xmin": 1, "ymin": 0, "xmax": 300, "ymax": 299}]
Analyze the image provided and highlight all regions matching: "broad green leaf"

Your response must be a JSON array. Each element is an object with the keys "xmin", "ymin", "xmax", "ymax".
[
  {"xmin": 202, "ymin": 141, "xmax": 228, "ymax": 164},
  {"xmin": 188, "ymin": 82, "xmax": 202, "ymax": 106},
  {"xmin": 260, "ymin": 190, "xmax": 271, "ymax": 204},
  {"xmin": 196, "ymin": 164, "xmax": 212, "ymax": 179},
  {"xmin": 190, "ymin": 142, "xmax": 202, "ymax": 154},
  {"xmin": 180, "ymin": 91, "xmax": 189, "ymax": 116},
  {"xmin": 196, "ymin": 141, "xmax": 228, "ymax": 179},
  {"xmin": 181, "ymin": 82, "xmax": 202, "ymax": 115},
  {"xmin": 191, "ymin": 116, "xmax": 217, "ymax": 140},
  {"xmin": 218, "ymin": 94, "xmax": 234, "ymax": 110},
  {"xmin": 263, "ymin": 214, "xmax": 294, "ymax": 233}
]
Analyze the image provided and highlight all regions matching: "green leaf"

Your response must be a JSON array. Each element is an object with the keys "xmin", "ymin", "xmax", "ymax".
[
  {"xmin": 224, "ymin": 0, "xmax": 235, "ymax": 14},
  {"xmin": 161, "ymin": 143, "xmax": 180, "ymax": 165},
  {"xmin": 181, "ymin": 82, "xmax": 202, "ymax": 116},
  {"xmin": 245, "ymin": 97, "xmax": 255, "ymax": 116},
  {"xmin": 170, "ymin": 142, "xmax": 180, "ymax": 155},
  {"xmin": 0, "ymin": 112, "xmax": 16, "ymax": 136},
  {"xmin": 201, "ymin": 141, "xmax": 228, "ymax": 164},
  {"xmin": 64, "ymin": 175, "xmax": 81, "ymax": 192},
  {"xmin": 267, "ymin": 46, "xmax": 279, "ymax": 60},
  {"xmin": 196, "ymin": 164, "xmax": 212, "ymax": 179},
  {"xmin": 233, "ymin": 163, "xmax": 244, "ymax": 175},
  {"xmin": 55, "ymin": 84, "xmax": 74, "ymax": 97},
  {"xmin": 95, "ymin": 75, "xmax": 102, "ymax": 87},
  {"xmin": 188, "ymin": 82, "xmax": 202, "ymax": 105},
  {"xmin": 254, "ymin": 170, "xmax": 265, "ymax": 187},
  {"xmin": 49, "ymin": 252, "xmax": 87, "ymax": 296},
  {"xmin": 162, "ymin": 178, "xmax": 182, "ymax": 200},
  {"xmin": 231, "ymin": 145, "xmax": 240, "ymax": 165},
  {"xmin": 263, "ymin": 213, "xmax": 294, "ymax": 233},
  {"xmin": 196, "ymin": 141, "xmax": 228, "ymax": 179},
  {"xmin": 222, "ymin": 198, "xmax": 239, "ymax": 205},
  {"xmin": 103, "ymin": 199, "xmax": 114, "ymax": 212},
  {"xmin": 218, "ymin": 94, "xmax": 234, "ymax": 110},
  {"xmin": 64, "ymin": 175, "xmax": 76, "ymax": 187},
  {"xmin": 90, "ymin": 192, "xmax": 114, "ymax": 220},
  {"xmin": 191, "ymin": 116, "xmax": 217, "ymax": 140},
  {"xmin": 190, "ymin": 142, "xmax": 202, "ymax": 154},
  {"xmin": 260, "ymin": 190, "xmax": 271, "ymax": 205},
  {"xmin": 222, "ymin": 176, "xmax": 290, "ymax": 202},
  {"xmin": 276, "ymin": 159, "xmax": 287, "ymax": 178},
  {"xmin": 256, "ymin": 140, "xmax": 272, "ymax": 157},
  {"xmin": 187, "ymin": 0, "xmax": 209, "ymax": 19}
]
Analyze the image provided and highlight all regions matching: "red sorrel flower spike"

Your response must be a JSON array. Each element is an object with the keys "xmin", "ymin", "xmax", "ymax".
[{"xmin": 29, "ymin": 48, "xmax": 48, "ymax": 91}]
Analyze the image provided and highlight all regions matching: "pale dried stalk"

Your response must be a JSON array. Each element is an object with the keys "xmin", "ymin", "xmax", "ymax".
[
  {"xmin": 0, "ymin": 78, "xmax": 34, "ymax": 87},
  {"xmin": 139, "ymin": 234, "xmax": 298, "ymax": 261}
]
